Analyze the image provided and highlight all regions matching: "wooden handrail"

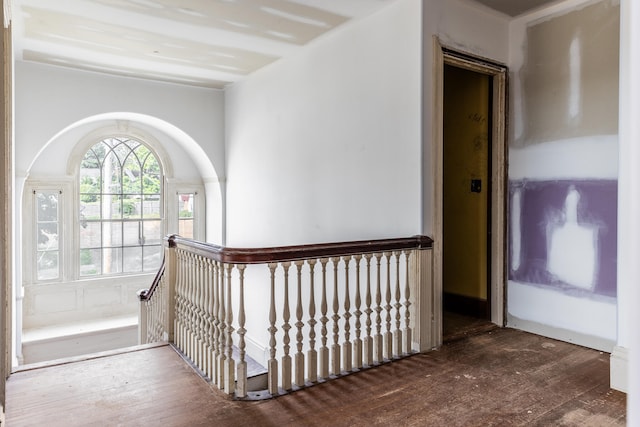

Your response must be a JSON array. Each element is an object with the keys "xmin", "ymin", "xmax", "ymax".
[
  {"xmin": 167, "ymin": 234, "xmax": 433, "ymax": 264},
  {"xmin": 138, "ymin": 233, "xmax": 435, "ymax": 397},
  {"xmin": 139, "ymin": 234, "xmax": 432, "ymax": 304},
  {"xmin": 138, "ymin": 253, "xmax": 166, "ymax": 302}
]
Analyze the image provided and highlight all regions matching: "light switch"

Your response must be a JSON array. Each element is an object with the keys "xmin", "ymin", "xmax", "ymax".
[{"xmin": 471, "ymin": 179, "xmax": 482, "ymax": 193}]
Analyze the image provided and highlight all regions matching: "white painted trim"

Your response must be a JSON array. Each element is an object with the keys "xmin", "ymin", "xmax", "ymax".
[
  {"xmin": 433, "ymin": 38, "xmax": 509, "ymax": 332},
  {"xmin": 507, "ymin": 314, "xmax": 615, "ymax": 353},
  {"xmin": 244, "ymin": 334, "xmax": 268, "ymax": 368},
  {"xmin": 165, "ymin": 180, "xmax": 206, "ymax": 240},
  {"xmin": 610, "ymin": 346, "xmax": 628, "ymax": 393}
]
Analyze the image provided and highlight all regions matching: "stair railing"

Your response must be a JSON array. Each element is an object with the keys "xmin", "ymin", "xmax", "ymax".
[{"xmin": 139, "ymin": 234, "xmax": 434, "ymax": 399}]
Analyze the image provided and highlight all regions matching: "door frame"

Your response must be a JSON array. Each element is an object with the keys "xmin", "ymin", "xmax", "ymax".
[{"xmin": 432, "ymin": 37, "xmax": 508, "ymax": 343}]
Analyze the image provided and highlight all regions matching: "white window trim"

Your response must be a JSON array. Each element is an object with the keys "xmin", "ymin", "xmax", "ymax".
[
  {"xmin": 23, "ymin": 178, "xmax": 74, "ymax": 285},
  {"xmin": 166, "ymin": 180, "xmax": 205, "ymax": 241},
  {"xmin": 78, "ymin": 137, "xmax": 165, "ymax": 277}
]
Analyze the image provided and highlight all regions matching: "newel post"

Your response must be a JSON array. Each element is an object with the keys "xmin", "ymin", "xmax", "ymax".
[
  {"xmin": 410, "ymin": 248, "xmax": 437, "ymax": 352},
  {"xmin": 164, "ymin": 235, "xmax": 178, "ymax": 343},
  {"xmin": 137, "ymin": 289, "xmax": 149, "ymax": 345}
]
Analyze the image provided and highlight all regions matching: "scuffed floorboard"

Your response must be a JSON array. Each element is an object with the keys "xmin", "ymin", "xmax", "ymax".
[{"xmin": 6, "ymin": 328, "xmax": 625, "ymax": 426}]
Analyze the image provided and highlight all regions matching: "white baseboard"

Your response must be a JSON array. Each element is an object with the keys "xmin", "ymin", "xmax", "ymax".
[
  {"xmin": 244, "ymin": 334, "xmax": 268, "ymax": 367},
  {"xmin": 610, "ymin": 346, "xmax": 628, "ymax": 393},
  {"xmin": 21, "ymin": 324, "xmax": 138, "ymax": 365},
  {"xmin": 507, "ymin": 314, "xmax": 615, "ymax": 352}
]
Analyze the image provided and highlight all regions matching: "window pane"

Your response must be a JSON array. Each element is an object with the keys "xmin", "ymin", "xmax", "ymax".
[
  {"xmin": 123, "ymin": 247, "xmax": 142, "ymax": 273},
  {"xmin": 37, "ymin": 223, "xmax": 58, "ymax": 251},
  {"xmin": 143, "ymin": 195, "xmax": 161, "ymax": 219},
  {"xmin": 178, "ymin": 193, "xmax": 195, "ymax": 238},
  {"xmin": 103, "ymin": 247, "xmax": 122, "ymax": 274},
  {"xmin": 35, "ymin": 190, "xmax": 61, "ymax": 282},
  {"xmin": 103, "ymin": 194, "xmax": 122, "ymax": 220},
  {"xmin": 80, "ymin": 195, "xmax": 101, "ymax": 221},
  {"xmin": 80, "ymin": 221, "xmax": 101, "ymax": 248},
  {"xmin": 179, "ymin": 219, "xmax": 194, "ymax": 239},
  {"xmin": 37, "ymin": 192, "xmax": 58, "ymax": 222},
  {"xmin": 78, "ymin": 138, "xmax": 164, "ymax": 278},
  {"xmin": 103, "ymin": 151, "xmax": 122, "ymax": 194},
  {"xmin": 123, "ymin": 221, "xmax": 140, "ymax": 246},
  {"xmin": 103, "ymin": 221, "xmax": 122, "ymax": 246},
  {"xmin": 122, "ymin": 195, "xmax": 139, "ymax": 219},
  {"xmin": 123, "ymin": 156, "xmax": 142, "ymax": 195},
  {"xmin": 79, "ymin": 175, "xmax": 101, "ymax": 196},
  {"xmin": 37, "ymin": 251, "xmax": 59, "ymax": 281},
  {"xmin": 143, "ymin": 245, "xmax": 162, "ymax": 272},
  {"xmin": 178, "ymin": 193, "xmax": 194, "ymax": 218},
  {"xmin": 143, "ymin": 220, "xmax": 162, "ymax": 245},
  {"xmin": 80, "ymin": 248, "xmax": 102, "ymax": 276}
]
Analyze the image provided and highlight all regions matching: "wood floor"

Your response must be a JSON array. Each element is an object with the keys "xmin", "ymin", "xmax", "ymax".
[{"xmin": 6, "ymin": 327, "xmax": 626, "ymax": 427}]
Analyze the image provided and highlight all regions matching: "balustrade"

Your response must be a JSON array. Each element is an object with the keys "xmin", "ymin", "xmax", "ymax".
[{"xmin": 139, "ymin": 235, "xmax": 433, "ymax": 399}]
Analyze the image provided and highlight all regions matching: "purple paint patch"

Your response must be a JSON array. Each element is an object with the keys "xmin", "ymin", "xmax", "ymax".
[{"xmin": 509, "ymin": 180, "xmax": 618, "ymax": 298}]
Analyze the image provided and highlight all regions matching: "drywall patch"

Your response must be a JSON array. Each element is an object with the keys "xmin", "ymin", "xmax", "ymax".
[
  {"xmin": 517, "ymin": 0, "xmax": 619, "ymax": 146},
  {"xmin": 509, "ymin": 179, "xmax": 617, "ymax": 298}
]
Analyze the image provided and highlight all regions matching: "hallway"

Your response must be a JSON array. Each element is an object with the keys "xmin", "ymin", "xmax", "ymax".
[{"xmin": 6, "ymin": 327, "xmax": 625, "ymax": 426}]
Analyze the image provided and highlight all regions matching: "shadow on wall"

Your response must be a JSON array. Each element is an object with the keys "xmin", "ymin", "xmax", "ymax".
[{"xmin": 509, "ymin": 180, "xmax": 617, "ymax": 298}]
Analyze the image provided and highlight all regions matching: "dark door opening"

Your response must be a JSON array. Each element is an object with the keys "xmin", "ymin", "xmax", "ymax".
[{"xmin": 442, "ymin": 64, "xmax": 493, "ymax": 339}]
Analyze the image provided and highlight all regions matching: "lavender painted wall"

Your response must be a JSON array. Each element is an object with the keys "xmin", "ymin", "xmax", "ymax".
[{"xmin": 510, "ymin": 180, "xmax": 617, "ymax": 298}]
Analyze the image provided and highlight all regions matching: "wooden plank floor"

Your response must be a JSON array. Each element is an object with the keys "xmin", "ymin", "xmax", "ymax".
[{"xmin": 6, "ymin": 328, "xmax": 626, "ymax": 426}]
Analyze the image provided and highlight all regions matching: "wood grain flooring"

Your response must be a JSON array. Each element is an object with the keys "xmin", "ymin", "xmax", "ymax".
[{"xmin": 6, "ymin": 328, "xmax": 626, "ymax": 426}]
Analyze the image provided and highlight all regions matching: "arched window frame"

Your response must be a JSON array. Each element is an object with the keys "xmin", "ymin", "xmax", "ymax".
[
  {"xmin": 23, "ymin": 124, "xmax": 206, "ymax": 286},
  {"xmin": 78, "ymin": 136, "xmax": 164, "ymax": 277}
]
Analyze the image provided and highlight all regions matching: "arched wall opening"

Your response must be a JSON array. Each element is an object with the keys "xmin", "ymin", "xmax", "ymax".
[{"xmin": 14, "ymin": 112, "xmax": 223, "ymax": 366}]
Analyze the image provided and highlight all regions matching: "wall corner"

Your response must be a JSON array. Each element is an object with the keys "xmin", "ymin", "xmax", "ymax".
[{"xmin": 610, "ymin": 345, "xmax": 628, "ymax": 393}]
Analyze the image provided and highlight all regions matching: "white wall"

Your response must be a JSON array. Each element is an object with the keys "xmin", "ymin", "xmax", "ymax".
[
  {"xmin": 224, "ymin": 0, "xmax": 422, "ymax": 247},
  {"xmin": 614, "ymin": 0, "xmax": 639, "ymax": 398},
  {"xmin": 507, "ymin": 0, "xmax": 619, "ymax": 351},
  {"xmin": 223, "ymin": 0, "xmax": 509, "ymax": 355},
  {"xmin": 13, "ymin": 62, "xmax": 227, "ymax": 363},
  {"xmin": 422, "ymin": 0, "xmax": 509, "ymax": 237},
  {"xmin": 225, "ymin": 0, "xmax": 510, "ymax": 249},
  {"xmin": 15, "ymin": 61, "xmax": 227, "ymax": 244},
  {"xmin": 15, "ymin": 61, "xmax": 225, "ymax": 179}
]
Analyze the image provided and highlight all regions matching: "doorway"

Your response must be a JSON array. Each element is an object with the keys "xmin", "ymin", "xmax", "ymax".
[
  {"xmin": 443, "ymin": 64, "xmax": 491, "ymax": 319},
  {"xmin": 432, "ymin": 40, "xmax": 508, "ymax": 344}
]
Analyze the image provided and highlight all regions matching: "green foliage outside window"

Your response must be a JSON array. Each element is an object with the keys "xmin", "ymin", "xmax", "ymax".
[{"xmin": 79, "ymin": 137, "xmax": 163, "ymax": 275}]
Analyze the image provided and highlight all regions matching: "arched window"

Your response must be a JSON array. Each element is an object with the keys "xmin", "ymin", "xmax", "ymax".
[{"xmin": 79, "ymin": 137, "xmax": 163, "ymax": 276}]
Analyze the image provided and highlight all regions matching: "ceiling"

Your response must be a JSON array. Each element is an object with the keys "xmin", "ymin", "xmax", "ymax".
[{"xmin": 10, "ymin": 0, "xmax": 561, "ymax": 89}]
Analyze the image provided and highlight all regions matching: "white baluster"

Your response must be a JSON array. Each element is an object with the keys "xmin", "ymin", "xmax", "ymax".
[
  {"xmin": 393, "ymin": 251, "xmax": 403, "ymax": 357},
  {"xmin": 319, "ymin": 258, "xmax": 330, "ymax": 378},
  {"xmin": 187, "ymin": 252, "xmax": 195, "ymax": 360},
  {"xmin": 383, "ymin": 251, "xmax": 393, "ymax": 360},
  {"xmin": 353, "ymin": 254, "xmax": 363, "ymax": 369},
  {"xmin": 224, "ymin": 264, "xmax": 235, "ymax": 394},
  {"xmin": 363, "ymin": 254, "xmax": 374, "ymax": 366},
  {"xmin": 342, "ymin": 255, "xmax": 352, "ymax": 372},
  {"xmin": 331, "ymin": 257, "xmax": 341, "ymax": 375},
  {"xmin": 236, "ymin": 264, "xmax": 248, "ymax": 398},
  {"xmin": 281, "ymin": 261, "xmax": 292, "ymax": 391},
  {"xmin": 373, "ymin": 253, "xmax": 384, "ymax": 363},
  {"xmin": 174, "ymin": 250, "xmax": 182, "ymax": 350},
  {"xmin": 307, "ymin": 259, "xmax": 318, "ymax": 382},
  {"xmin": 212, "ymin": 260, "xmax": 221, "ymax": 386},
  {"xmin": 267, "ymin": 263, "xmax": 279, "ymax": 395},
  {"xmin": 196, "ymin": 256, "xmax": 204, "ymax": 371},
  {"xmin": 205, "ymin": 258, "xmax": 214, "ymax": 380},
  {"xmin": 403, "ymin": 250, "xmax": 412, "ymax": 354},
  {"xmin": 199, "ymin": 257, "xmax": 208, "ymax": 372},
  {"xmin": 183, "ymin": 252, "xmax": 191, "ymax": 358},
  {"xmin": 294, "ymin": 260, "xmax": 305, "ymax": 387},
  {"xmin": 217, "ymin": 261, "xmax": 227, "ymax": 388}
]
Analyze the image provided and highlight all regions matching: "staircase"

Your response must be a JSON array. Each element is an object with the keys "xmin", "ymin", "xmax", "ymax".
[{"xmin": 138, "ymin": 234, "xmax": 435, "ymax": 399}]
